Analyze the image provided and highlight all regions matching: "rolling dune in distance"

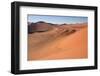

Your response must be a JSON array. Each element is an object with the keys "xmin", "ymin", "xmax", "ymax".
[{"xmin": 28, "ymin": 22, "xmax": 88, "ymax": 60}]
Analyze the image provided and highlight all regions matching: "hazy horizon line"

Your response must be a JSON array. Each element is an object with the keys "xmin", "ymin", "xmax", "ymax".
[{"xmin": 28, "ymin": 21, "xmax": 88, "ymax": 25}]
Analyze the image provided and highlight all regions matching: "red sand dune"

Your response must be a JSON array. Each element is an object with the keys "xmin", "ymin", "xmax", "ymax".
[{"xmin": 28, "ymin": 22, "xmax": 88, "ymax": 60}]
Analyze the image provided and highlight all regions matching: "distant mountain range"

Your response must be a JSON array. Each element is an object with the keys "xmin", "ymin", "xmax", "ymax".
[{"xmin": 28, "ymin": 21, "xmax": 87, "ymax": 34}]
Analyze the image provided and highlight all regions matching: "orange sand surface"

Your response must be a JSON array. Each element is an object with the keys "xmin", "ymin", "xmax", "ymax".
[{"xmin": 28, "ymin": 24, "xmax": 88, "ymax": 60}]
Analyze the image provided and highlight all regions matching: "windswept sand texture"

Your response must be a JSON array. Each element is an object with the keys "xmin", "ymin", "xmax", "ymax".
[{"xmin": 28, "ymin": 22, "xmax": 88, "ymax": 60}]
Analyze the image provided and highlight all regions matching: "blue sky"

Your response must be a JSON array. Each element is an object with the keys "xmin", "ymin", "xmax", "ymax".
[{"xmin": 28, "ymin": 15, "xmax": 88, "ymax": 24}]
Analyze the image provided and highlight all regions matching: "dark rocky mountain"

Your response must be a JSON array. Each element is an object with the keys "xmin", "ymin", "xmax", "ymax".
[{"xmin": 28, "ymin": 21, "xmax": 54, "ymax": 34}]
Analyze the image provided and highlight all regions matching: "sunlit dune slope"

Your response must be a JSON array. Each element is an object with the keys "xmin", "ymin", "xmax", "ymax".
[{"xmin": 28, "ymin": 23, "xmax": 88, "ymax": 60}]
